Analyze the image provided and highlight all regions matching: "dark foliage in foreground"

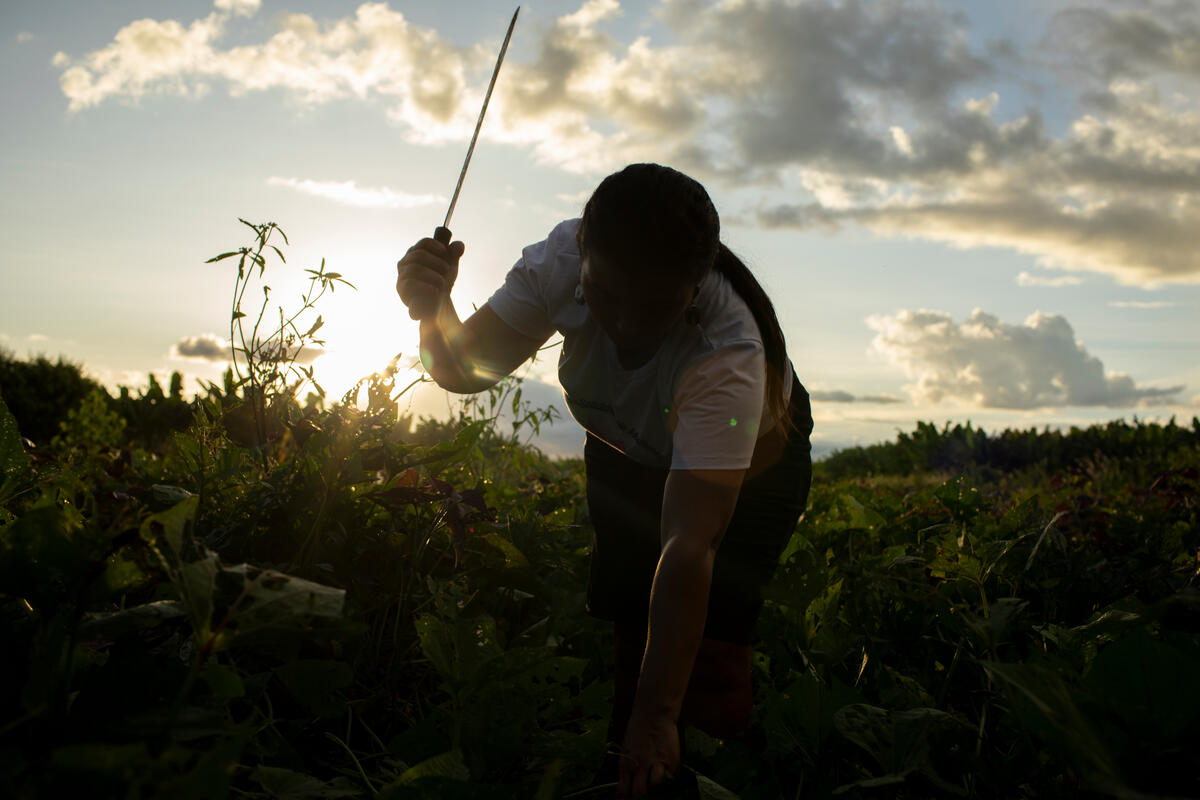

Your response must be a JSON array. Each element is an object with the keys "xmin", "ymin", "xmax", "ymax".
[{"xmin": 2, "ymin": 370, "xmax": 1196, "ymax": 799}]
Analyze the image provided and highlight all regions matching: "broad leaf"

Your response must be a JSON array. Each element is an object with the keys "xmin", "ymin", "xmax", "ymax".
[{"xmin": 0, "ymin": 389, "xmax": 29, "ymax": 480}]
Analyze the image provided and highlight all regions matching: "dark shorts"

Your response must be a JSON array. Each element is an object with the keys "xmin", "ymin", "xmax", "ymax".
[{"xmin": 584, "ymin": 371, "xmax": 813, "ymax": 645}]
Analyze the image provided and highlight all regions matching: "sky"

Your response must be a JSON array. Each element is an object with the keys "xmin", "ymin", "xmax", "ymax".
[{"xmin": 2, "ymin": 0, "xmax": 1198, "ymax": 459}]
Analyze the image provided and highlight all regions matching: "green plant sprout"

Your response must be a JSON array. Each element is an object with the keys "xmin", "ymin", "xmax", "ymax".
[{"xmin": 206, "ymin": 219, "xmax": 355, "ymax": 455}]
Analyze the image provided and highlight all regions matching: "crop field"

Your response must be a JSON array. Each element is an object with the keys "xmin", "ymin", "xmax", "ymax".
[{"xmin": 1, "ymin": 223, "xmax": 1197, "ymax": 799}]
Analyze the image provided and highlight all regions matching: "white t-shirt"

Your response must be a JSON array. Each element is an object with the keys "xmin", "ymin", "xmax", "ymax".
[{"xmin": 487, "ymin": 218, "xmax": 793, "ymax": 470}]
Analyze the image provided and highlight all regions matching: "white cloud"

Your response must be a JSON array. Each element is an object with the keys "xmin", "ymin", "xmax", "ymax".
[
  {"xmin": 51, "ymin": 1, "xmax": 1200, "ymax": 286},
  {"xmin": 1108, "ymin": 300, "xmax": 1176, "ymax": 309},
  {"xmin": 27, "ymin": 333, "xmax": 48, "ymax": 342},
  {"xmin": 1046, "ymin": 3, "xmax": 1200, "ymax": 82},
  {"xmin": 1017, "ymin": 271, "xmax": 1084, "ymax": 287},
  {"xmin": 257, "ymin": 341, "xmax": 324, "ymax": 365},
  {"xmin": 53, "ymin": 2, "xmax": 472, "ymax": 133},
  {"xmin": 55, "ymin": 13, "xmax": 228, "ymax": 111},
  {"xmin": 214, "ymin": 0, "xmax": 261, "ymax": 17},
  {"xmin": 17, "ymin": 32, "xmax": 34, "ymax": 44},
  {"xmin": 171, "ymin": 333, "xmax": 229, "ymax": 361},
  {"xmin": 267, "ymin": 176, "xmax": 444, "ymax": 209},
  {"xmin": 170, "ymin": 332, "xmax": 326, "ymax": 365},
  {"xmin": 810, "ymin": 389, "xmax": 902, "ymax": 404},
  {"xmin": 868, "ymin": 308, "xmax": 1184, "ymax": 409}
]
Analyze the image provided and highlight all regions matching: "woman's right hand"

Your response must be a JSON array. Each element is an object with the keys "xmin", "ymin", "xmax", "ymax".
[{"xmin": 396, "ymin": 236, "xmax": 465, "ymax": 320}]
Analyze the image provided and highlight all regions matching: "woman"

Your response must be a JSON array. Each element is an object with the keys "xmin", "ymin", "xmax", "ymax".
[{"xmin": 396, "ymin": 163, "xmax": 812, "ymax": 797}]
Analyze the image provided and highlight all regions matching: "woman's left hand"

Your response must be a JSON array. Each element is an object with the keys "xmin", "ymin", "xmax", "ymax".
[{"xmin": 617, "ymin": 709, "xmax": 680, "ymax": 797}]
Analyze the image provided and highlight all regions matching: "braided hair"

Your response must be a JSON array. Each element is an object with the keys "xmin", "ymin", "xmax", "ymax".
[{"xmin": 577, "ymin": 163, "xmax": 796, "ymax": 440}]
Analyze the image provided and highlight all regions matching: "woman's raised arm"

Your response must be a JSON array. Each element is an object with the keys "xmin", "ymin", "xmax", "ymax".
[{"xmin": 396, "ymin": 236, "xmax": 548, "ymax": 393}]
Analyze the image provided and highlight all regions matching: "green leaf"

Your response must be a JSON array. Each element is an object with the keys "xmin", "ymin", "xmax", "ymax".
[
  {"xmin": 696, "ymin": 772, "xmax": 743, "ymax": 800},
  {"xmin": 220, "ymin": 564, "xmax": 346, "ymax": 642},
  {"xmin": 414, "ymin": 613, "xmax": 503, "ymax": 686},
  {"xmin": 0, "ymin": 389, "xmax": 30, "ymax": 480},
  {"xmin": 480, "ymin": 533, "xmax": 529, "ymax": 569},
  {"xmin": 839, "ymin": 494, "xmax": 886, "ymax": 530},
  {"xmin": 179, "ymin": 553, "xmax": 221, "ymax": 648},
  {"xmin": 48, "ymin": 742, "xmax": 153, "ymax": 776},
  {"xmin": 206, "ymin": 251, "xmax": 240, "ymax": 263},
  {"xmin": 833, "ymin": 704, "xmax": 970, "ymax": 796},
  {"xmin": 394, "ymin": 749, "xmax": 470, "ymax": 785},
  {"xmin": 139, "ymin": 495, "xmax": 200, "ymax": 560},
  {"xmin": 763, "ymin": 674, "xmax": 863, "ymax": 758},
  {"xmin": 275, "ymin": 659, "xmax": 353, "ymax": 718},
  {"xmin": 79, "ymin": 600, "xmax": 186, "ymax": 639},
  {"xmin": 149, "ymin": 483, "xmax": 195, "ymax": 511},
  {"xmin": 159, "ymin": 733, "xmax": 248, "ymax": 800},
  {"xmin": 1081, "ymin": 628, "xmax": 1200, "ymax": 741},
  {"xmin": 254, "ymin": 766, "xmax": 360, "ymax": 799},
  {"xmin": 934, "ymin": 477, "xmax": 982, "ymax": 523},
  {"xmin": 414, "ymin": 613, "xmax": 455, "ymax": 680},
  {"xmin": 982, "ymin": 661, "xmax": 1123, "ymax": 787},
  {"xmin": 201, "ymin": 662, "xmax": 245, "ymax": 700},
  {"xmin": 0, "ymin": 506, "xmax": 108, "ymax": 608}
]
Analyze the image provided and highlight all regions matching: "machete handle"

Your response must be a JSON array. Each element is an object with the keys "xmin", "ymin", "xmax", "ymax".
[{"xmin": 408, "ymin": 226, "xmax": 454, "ymax": 321}]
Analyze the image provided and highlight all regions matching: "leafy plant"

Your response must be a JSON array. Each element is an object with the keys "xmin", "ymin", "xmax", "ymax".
[{"xmin": 206, "ymin": 219, "xmax": 354, "ymax": 453}]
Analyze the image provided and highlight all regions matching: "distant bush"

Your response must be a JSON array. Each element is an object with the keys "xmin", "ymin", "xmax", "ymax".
[
  {"xmin": 818, "ymin": 417, "xmax": 1200, "ymax": 481},
  {"xmin": 0, "ymin": 348, "xmax": 107, "ymax": 445},
  {"xmin": 113, "ymin": 371, "xmax": 194, "ymax": 450}
]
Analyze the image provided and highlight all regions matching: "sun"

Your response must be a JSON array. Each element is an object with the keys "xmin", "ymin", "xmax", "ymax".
[{"xmin": 310, "ymin": 337, "xmax": 420, "ymax": 405}]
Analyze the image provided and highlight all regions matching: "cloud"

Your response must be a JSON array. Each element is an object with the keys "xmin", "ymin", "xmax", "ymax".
[
  {"xmin": 810, "ymin": 389, "xmax": 902, "ymax": 404},
  {"xmin": 213, "ymin": 0, "xmax": 261, "ymax": 17},
  {"xmin": 53, "ymin": 2, "xmax": 472, "ymax": 132},
  {"xmin": 172, "ymin": 333, "xmax": 229, "ymax": 361},
  {"xmin": 1017, "ymin": 271, "xmax": 1084, "ymax": 287},
  {"xmin": 257, "ymin": 342, "xmax": 324, "ymax": 365},
  {"xmin": 868, "ymin": 308, "xmax": 1184, "ymax": 409},
  {"xmin": 27, "ymin": 333, "xmax": 48, "ymax": 342},
  {"xmin": 1108, "ymin": 300, "xmax": 1176, "ymax": 308},
  {"xmin": 268, "ymin": 176, "xmax": 444, "ymax": 209},
  {"xmin": 720, "ymin": 2, "xmax": 1200, "ymax": 287},
  {"xmin": 52, "ymin": 1, "xmax": 1200, "ymax": 285},
  {"xmin": 1045, "ymin": 2, "xmax": 1200, "ymax": 83},
  {"xmin": 17, "ymin": 31, "xmax": 34, "ymax": 44},
  {"xmin": 171, "ymin": 333, "xmax": 326, "ymax": 364}
]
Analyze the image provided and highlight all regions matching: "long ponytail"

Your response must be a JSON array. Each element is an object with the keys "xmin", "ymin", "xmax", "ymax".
[{"xmin": 715, "ymin": 243, "xmax": 797, "ymax": 440}]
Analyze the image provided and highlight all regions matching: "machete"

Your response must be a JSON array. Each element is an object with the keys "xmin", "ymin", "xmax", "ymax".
[{"xmin": 412, "ymin": 7, "xmax": 519, "ymax": 320}]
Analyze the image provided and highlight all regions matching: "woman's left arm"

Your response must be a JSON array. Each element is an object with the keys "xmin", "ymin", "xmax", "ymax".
[{"xmin": 618, "ymin": 467, "xmax": 745, "ymax": 798}]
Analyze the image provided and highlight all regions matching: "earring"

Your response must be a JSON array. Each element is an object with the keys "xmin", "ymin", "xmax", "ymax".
[{"xmin": 574, "ymin": 283, "xmax": 585, "ymax": 305}]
